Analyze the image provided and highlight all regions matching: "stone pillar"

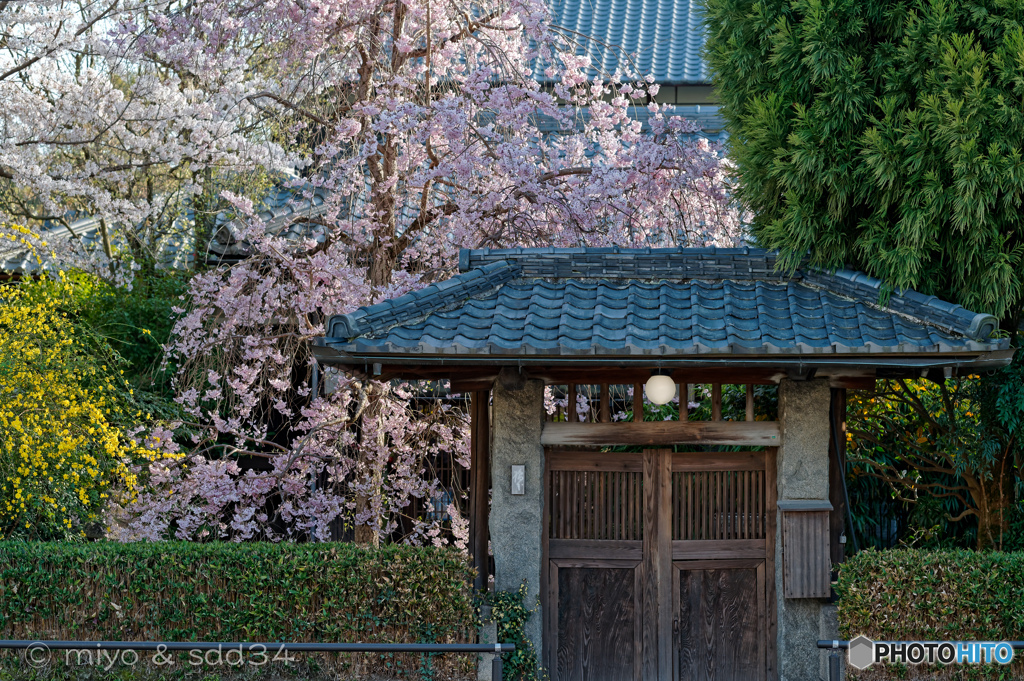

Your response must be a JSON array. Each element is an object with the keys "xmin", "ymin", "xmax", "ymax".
[
  {"xmin": 819, "ymin": 604, "xmax": 844, "ymax": 680},
  {"xmin": 776, "ymin": 378, "xmax": 832, "ymax": 680},
  {"xmin": 477, "ymin": 605, "xmax": 498, "ymax": 681},
  {"xmin": 489, "ymin": 369, "xmax": 545, "ymax": 656}
]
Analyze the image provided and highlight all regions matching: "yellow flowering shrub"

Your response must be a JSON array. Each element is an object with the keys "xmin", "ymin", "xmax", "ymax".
[{"xmin": 0, "ymin": 274, "xmax": 159, "ymax": 539}]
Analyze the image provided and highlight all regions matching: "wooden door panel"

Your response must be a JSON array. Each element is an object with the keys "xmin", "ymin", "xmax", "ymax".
[
  {"xmin": 675, "ymin": 562, "xmax": 765, "ymax": 681},
  {"xmin": 544, "ymin": 449, "xmax": 775, "ymax": 681},
  {"xmin": 671, "ymin": 469, "xmax": 767, "ymax": 542},
  {"xmin": 554, "ymin": 565, "xmax": 638, "ymax": 681}
]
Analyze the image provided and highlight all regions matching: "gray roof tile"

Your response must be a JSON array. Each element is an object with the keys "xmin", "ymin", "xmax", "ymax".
[{"xmin": 321, "ymin": 247, "xmax": 1011, "ymax": 365}]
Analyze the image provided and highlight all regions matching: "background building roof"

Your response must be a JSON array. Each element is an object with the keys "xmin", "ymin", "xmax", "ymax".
[
  {"xmin": 317, "ymin": 248, "xmax": 1011, "ymax": 371},
  {"xmin": 208, "ymin": 185, "xmax": 331, "ymax": 263},
  {"xmin": 547, "ymin": 0, "xmax": 710, "ymax": 84}
]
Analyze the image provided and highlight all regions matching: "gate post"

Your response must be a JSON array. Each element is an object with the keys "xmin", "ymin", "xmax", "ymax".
[
  {"xmin": 490, "ymin": 368, "xmax": 545, "ymax": 659},
  {"xmin": 776, "ymin": 378, "xmax": 832, "ymax": 681}
]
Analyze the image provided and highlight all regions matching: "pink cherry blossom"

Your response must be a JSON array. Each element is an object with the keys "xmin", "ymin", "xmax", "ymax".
[{"xmin": 2, "ymin": 0, "xmax": 744, "ymax": 543}]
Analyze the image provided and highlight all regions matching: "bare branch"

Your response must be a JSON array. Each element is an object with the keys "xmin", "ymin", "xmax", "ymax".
[{"xmin": 244, "ymin": 91, "xmax": 337, "ymax": 127}]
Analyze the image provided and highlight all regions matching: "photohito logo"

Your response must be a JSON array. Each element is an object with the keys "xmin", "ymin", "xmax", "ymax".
[
  {"xmin": 848, "ymin": 636, "xmax": 1015, "ymax": 669},
  {"xmin": 848, "ymin": 636, "xmax": 874, "ymax": 670}
]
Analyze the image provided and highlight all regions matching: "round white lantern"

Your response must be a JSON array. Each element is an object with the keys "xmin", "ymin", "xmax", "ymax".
[{"xmin": 645, "ymin": 374, "xmax": 676, "ymax": 405}]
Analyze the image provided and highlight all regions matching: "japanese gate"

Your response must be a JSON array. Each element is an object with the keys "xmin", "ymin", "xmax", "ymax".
[
  {"xmin": 547, "ymin": 448, "xmax": 775, "ymax": 680},
  {"xmin": 316, "ymin": 247, "xmax": 1011, "ymax": 680}
]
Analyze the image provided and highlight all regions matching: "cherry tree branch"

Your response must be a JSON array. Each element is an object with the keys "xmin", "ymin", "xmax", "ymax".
[
  {"xmin": 0, "ymin": 0, "xmax": 120, "ymax": 82},
  {"xmin": 405, "ymin": 9, "xmax": 503, "ymax": 59},
  {"xmin": 244, "ymin": 91, "xmax": 337, "ymax": 127}
]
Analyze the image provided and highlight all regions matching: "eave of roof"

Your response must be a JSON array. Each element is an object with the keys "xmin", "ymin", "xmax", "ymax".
[{"xmin": 313, "ymin": 345, "xmax": 1015, "ymax": 373}]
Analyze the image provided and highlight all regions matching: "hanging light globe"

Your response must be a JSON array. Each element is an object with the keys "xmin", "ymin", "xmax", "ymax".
[{"xmin": 645, "ymin": 372, "xmax": 676, "ymax": 405}]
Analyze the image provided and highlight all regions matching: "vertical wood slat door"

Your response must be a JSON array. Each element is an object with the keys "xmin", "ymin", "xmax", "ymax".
[
  {"xmin": 546, "ymin": 451, "xmax": 644, "ymax": 681},
  {"xmin": 674, "ymin": 560, "xmax": 765, "ymax": 681},
  {"xmin": 544, "ymin": 449, "xmax": 776, "ymax": 681},
  {"xmin": 670, "ymin": 450, "xmax": 775, "ymax": 681}
]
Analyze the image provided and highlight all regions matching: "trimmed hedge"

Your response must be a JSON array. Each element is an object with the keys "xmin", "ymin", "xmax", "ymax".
[
  {"xmin": 837, "ymin": 549, "xmax": 1024, "ymax": 680},
  {"xmin": 0, "ymin": 541, "xmax": 476, "ymax": 679}
]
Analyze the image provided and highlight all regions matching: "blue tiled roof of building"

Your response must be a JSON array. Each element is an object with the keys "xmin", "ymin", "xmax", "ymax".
[
  {"xmin": 319, "ymin": 248, "xmax": 1010, "ymax": 367},
  {"xmin": 546, "ymin": 0, "xmax": 710, "ymax": 84},
  {"xmin": 0, "ymin": 181, "xmax": 327, "ymax": 274},
  {"xmin": 534, "ymin": 104, "xmax": 724, "ymax": 135},
  {"xmin": 209, "ymin": 185, "xmax": 331, "ymax": 262}
]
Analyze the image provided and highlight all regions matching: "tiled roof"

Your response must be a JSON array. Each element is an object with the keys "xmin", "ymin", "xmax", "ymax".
[
  {"xmin": 1, "ymin": 215, "xmax": 194, "ymax": 275},
  {"xmin": 534, "ymin": 104, "xmax": 724, "ymax": 135},
  {"xmin": 0, "ymin": 183, "xmax": 333, "ymax": 274},
  {"xmin": 545, "ymin": 0, "xmax": 710, "ymax": 84},
  {"xmin": 319, "ymin": 248, "xmax": 1011, "ymax": 368},
  {"xmin": 208, "ymin": 185, "xmax": 332, "ymax": 262}
]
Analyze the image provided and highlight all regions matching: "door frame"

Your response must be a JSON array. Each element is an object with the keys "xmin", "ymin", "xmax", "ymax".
[{"xmin": 542, "ymin": 447, "xmax": 778, "ymax": 681}]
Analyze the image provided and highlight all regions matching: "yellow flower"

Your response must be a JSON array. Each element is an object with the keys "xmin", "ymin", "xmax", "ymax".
[{"xmin": 0, "ymin": 260, "xmax": 160, "ymax": 540}]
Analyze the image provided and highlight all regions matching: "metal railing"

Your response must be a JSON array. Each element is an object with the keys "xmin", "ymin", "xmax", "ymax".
[{"xmin": 0, "ymin": 639, "xmax": 515, "ymax": 678}]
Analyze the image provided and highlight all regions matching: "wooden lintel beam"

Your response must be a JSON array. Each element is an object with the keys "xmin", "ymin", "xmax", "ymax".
[
  {"xmin": 540, "ymin": 421, "xmax": 782, "ymax": 447},
  {"xmin": 370, "ymin": 367, "xmax": 498, "ymax": 386},
  {"xmin": 342, "ymin": 364, "xmax": 875, "ymax": 390},
  {"xmin": 829, "ymin": 376, "xmax": 876, "ymax": 390},
  {"xmin": 532, "ymin": 367, "xmax": 785, "ymax": 385},
  {"xmin": 450, "ymin": 378, "xmax": 496, "ymax": 392}
]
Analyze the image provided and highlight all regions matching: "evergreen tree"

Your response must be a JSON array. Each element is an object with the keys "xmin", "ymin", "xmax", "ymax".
[
  {"xmin": 704, "ymin": 0, "xmax": 1024, "ymax": 547},
  {"xmin": 704, "ymin": 0, "xmax": 1024, "ymax": 325}
]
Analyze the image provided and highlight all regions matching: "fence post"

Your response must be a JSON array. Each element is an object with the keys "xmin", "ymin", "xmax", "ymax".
[
  {"xmin": 828, "ymin": 649, "xmax": 842, "ymax": 681},
  {"xmin": 492, "ymin": 650, "xmax": 502, "ymax": 680}
]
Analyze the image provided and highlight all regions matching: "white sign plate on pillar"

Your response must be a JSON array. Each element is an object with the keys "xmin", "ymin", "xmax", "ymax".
[{"xmin": 511, "ymin": 465, "xmax": 525, "ymax": 495}]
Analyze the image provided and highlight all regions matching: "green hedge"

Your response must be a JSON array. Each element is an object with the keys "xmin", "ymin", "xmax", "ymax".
[
  {"xmin": 837, "ymin": 549, "xmax": 1024, "ymax": 680},
  {"xmin": 0, "ymin": 541, "xmax": 476, "ymax": 679}
]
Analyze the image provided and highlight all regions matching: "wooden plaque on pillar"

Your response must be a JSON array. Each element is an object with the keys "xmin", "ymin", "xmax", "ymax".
[{"xmin": 780, "ymin": 500, "xmax": 832, "ymax": 598}]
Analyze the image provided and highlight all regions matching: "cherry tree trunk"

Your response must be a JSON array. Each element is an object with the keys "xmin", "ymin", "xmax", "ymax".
[{"xmin": 354, "ymin": 385, "xmax": 388, "ymax": 547}]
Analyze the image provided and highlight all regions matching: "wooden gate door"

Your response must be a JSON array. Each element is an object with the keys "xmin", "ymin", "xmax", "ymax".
[{"xmin": 544, "ymin": 449, "xmax": 776, "ymax": 681}]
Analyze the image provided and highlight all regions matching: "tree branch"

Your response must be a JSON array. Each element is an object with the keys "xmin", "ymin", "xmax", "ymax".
[
  {"xmin": 0, "ymin": 0, "xmax": 120, "ymax": 82},
  {"xmin": 244, "ymin": 91, "xmax": 337, "ymax": 127},
  {"xmin": 405, "ymin": 9, "xmax": 503, "ymax": 59}
]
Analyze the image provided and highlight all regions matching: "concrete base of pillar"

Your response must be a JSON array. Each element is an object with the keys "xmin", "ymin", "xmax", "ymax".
[
  {"xmin": 819, "ymin": 604, "xmax": 844, "ymax": 681},
  {"xmin": 477, "ymin": 605, "xmax": 498, "ymax": 681}
]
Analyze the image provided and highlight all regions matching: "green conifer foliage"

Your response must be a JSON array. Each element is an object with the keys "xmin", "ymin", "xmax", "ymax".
[{"xmin": 704, "ymin": 0, "xmax": 1024, "ymax": 323}]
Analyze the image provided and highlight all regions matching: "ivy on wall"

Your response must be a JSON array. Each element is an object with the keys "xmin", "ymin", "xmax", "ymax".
[{"xmin": 484, "ymin": 584, "xmax": 540, "ymax": 680}]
